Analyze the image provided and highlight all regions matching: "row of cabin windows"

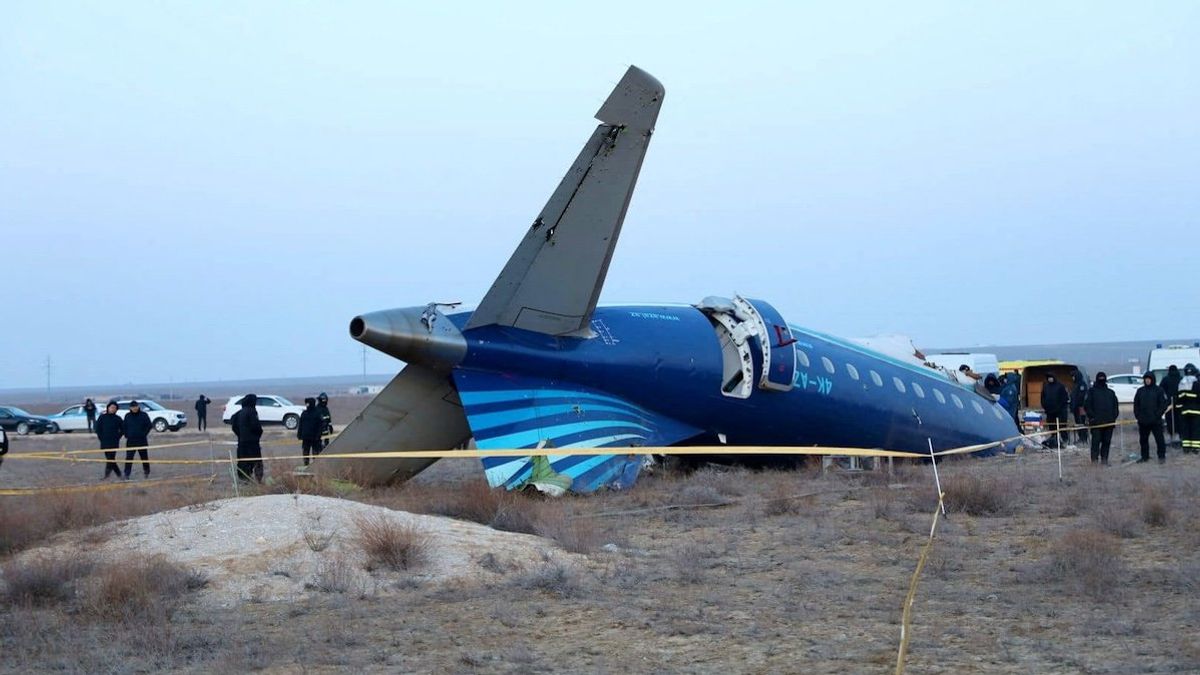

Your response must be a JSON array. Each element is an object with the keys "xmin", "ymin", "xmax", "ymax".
[{"xmin": 797, "ymin": 349, "xmax": 1006, "ymax": 421}]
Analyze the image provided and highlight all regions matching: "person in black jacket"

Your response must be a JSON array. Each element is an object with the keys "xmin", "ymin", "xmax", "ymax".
[
  {"xmin": 297, "ymin": 397, "xmax": 322, "ymax": 466},
  {"xmin": 194, "ymin": 394, "xmax": 213, "ymax": 431},
  {"xmin": 0, "ymin": 427, "xmax": 8, "ymax": 472},
  {"xmin": 83, "ymin": 398, "xmax": 97, "ymax": 432},
  {"xmin": 1133, "ymin": 372, "xmax": 1169, "ymax": 463},
  {"xmin": 316, "ymin": 392, "xmax": 333, "ymax": 449},
  {"xmin": 1084, "ymin": 372, "xmax": 1120, "ymax": 465},
  {"xmin": 94, "ymin": 401, "xmax": 124, "ymax": 479},
  {"xmin": 1161, "ymin": 365, "xmax": 1182, "ymax": 442},
  {"xmin": 231, "ymin": 394, "xmax": 264, "ymax": 482},
  {"xmin": 1069, "ymin": 369, "xmax": 1090, "ymax": 444},
  {"xmin": 1041, "ymin": 373, "xmax": 1070, "ymax": 449},
  {"xmin": 123, "ymin": 400, "xmax": 154, "ymax": 479}
]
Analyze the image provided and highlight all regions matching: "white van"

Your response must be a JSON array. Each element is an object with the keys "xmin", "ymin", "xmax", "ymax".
[
  {"xmin": 1147, "ymin": 343, "xmax": 1200, "ymax": 382},
  {"xmin": 925, "ymin": 352, "xmax": 1001, "ymax": 378}
]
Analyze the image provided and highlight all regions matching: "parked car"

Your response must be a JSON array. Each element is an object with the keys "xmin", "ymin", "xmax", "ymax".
[
  {"xmin": 108, "ymin": 400, "xmax": 188, "ymax": 433},
  {"xmin": 1104, "ymin": 374, "xmax": 1143, "ymax": 405},
  {"xmin": 46, "ymin": 404, "xmax": 94, "ymax": 432},
  {"xmin": 222, "ymin": 395, "xmax": 305, "ymax": 430},
  {"xmin": 0, "ymin": 406, "xmax": 56, "ymax": 435}
]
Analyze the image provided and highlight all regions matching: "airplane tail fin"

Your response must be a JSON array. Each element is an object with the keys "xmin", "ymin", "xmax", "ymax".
[{"xmin": 464, "ymin": 66, "xmax": 664, "ymax": 336}]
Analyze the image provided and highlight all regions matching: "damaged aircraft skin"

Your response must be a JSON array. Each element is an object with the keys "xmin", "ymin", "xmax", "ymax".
[{"xmin": 313, "ymin": 66, "xmax": 1018, "ymax": 494}]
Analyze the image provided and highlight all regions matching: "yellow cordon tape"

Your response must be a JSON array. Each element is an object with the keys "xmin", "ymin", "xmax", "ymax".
[
  {"xmin": 2, "ymin": 418, "xmax": 1142, "ymax": 466},
  {"xmin": 0, "ymin": 474, "xmax": 215, "ymax": 497},
  {"xmin": 896, "ymin": 493, "xmax": 944, "ymax": 675}
]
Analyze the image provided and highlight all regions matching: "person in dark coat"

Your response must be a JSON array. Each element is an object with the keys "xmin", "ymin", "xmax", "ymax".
[
  {"xmin": 94, "ymin": 401, "xmax": 124, "ymax": 479},
  {"xmin": 297, "ymin": 397, "xmax": 323, "ymax": 466},
  {"xmin": 1133, "ymin": 372, "xmax": 1169, "ymax": 463},
  {"xmin": 1040, "ymin": 373, "xmax": 1070, "ymax": 449},
  {"xmin": 1161, "ymin": 365, "xmax": 1182, "ymax": 442},
  {"xmin": 316, "ymin": 392, "xmax": 333, "ymax": 449},
  {"xmin": 83, "ymin": 398, "xmax": 97, "ymax": 432},
  {"xmin": 0, "ymin": 427, "xmax": 8, "ymax": 472},
  {"xmin": 1179, "ymin": 378, "xmax": 1200, "ymax": 455},
  {"xmin": 194, "ymin": 394, "xmax": 213, "ymax": 431},
  {"xmin": 1069, "ymin": 369, "xmax": 1090, "ymax": 444},
  {"xmin": 122, "ymin": 400, "xmax": 153, "ymax": 479},
  {"xmin": 998, "ymin": 374, "xmax": 1020, "ymax": 424},
  {"xmin": 1084, "ymin": 372, "xmax": 1120, "ymax": 465},
  {"xmin": 231, "ymin": 394, "xmax": 264, "ymax": 482}
]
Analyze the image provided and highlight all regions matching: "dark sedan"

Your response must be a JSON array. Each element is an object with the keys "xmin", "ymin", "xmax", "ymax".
[{"xmin": 0, "ymin": 406, "xmax": 56, "ymax": 435}]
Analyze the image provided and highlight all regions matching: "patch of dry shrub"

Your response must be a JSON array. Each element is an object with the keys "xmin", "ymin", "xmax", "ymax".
[
  {"xmin": 1095, "ymin": 504, "xmax": 1141, "ymax": 539},
  {"xmin": 512, "ymin": 563, "xmax": 583, "ymax": 598},
  {"xmin": 1, "ymin": 554, "xmax": 94, "ymax": 606},
  {"xmin": 761, "ymin": 479, "xmax": 816, "ymax": 516},
  {"xmin": 83, "ymin": 554, "xmax": 206, "ymax": 619},
  {"xmin": 533, "ymin": 504, "xmax": 602, "ymax": 554},
  {"xmin": 941, "ymin": 474, "xmax": 1015, "ymax": 516},
  {"xmin": 354, "ymin": 515, "xmax": 429, "ymax": 571},
  {"xmin": 1141, "ymin": 494, "xmax": 1171, "ymax": 528},
  {"xmin": 0, "ymin": 484, "xmax": 217, "ymax": 556},
  {"xmin": 1042, "ymin": 529, "xmax": 1122, "ymax": 599}
]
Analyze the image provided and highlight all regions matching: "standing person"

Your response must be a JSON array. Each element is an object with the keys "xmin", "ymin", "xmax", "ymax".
[
  {"xmin": 123, "ymin": 400, "xmax": 153, "ymax": 479},
  {"xmin": 1084, "ymin": 372, "xmax": 1120, "ymax": 465},
  {"xmin": 1069, "ymin": 369, "xmax": 1090, "ymax": 445},
  {"xmin": 297, "ymin": 397, "xmax": 322, "ymax": 466},
  {"xmin": 1178, "ymin": 377, "xmax": 1199, "ymax": 455},
  {"xmin": 94, "ymin": 401, "xmax": 124, "ymax": 479},
  {"xmin": 230, "ymin": 394, "xmax": 264, "ymax": 483},
  {"xmin": 1133, "ymin": 373, "xmax": 1169, "ymax": 464},
  {"xmin": 1040, "ymin": 373, "xmax": 1070, "ymax": 449},
  {"xmin": 316, "ymin": 392, "xmax": 333, "ymax": 449},
  {"xmin": 194, "ymin": 394, "xmax": 213, "ymax": 431},
  {"xmin": 998, "ymin": 374, "xmax": 1020, "ymax": 424},
  {"xmin": 83, "ymin": 398, "xmax": 97, "ymax": 432},
  {"xmin": 0, "ymin": 426, "xmax": 8, "ymax": 472},
  {"xmin": 1161, "ymin": 365, "xmax": 1182, "ymax": 442}
]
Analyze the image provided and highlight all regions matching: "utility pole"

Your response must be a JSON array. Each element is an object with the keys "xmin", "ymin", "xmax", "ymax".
[
  {"xmin": 45, "ymin": 355, "xmax": 52, "ymax": 401},
  {"xmin": 362, "ymin": 345, "xmax": 367, "ymax": 380}
]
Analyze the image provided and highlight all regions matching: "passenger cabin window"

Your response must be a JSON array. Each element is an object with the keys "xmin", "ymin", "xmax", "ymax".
[
  {"xmin": 846, "ymin": 363, "xmax": 860, "ymax": 380},
  {"xmin": 912, "ymin": 382, "xmax": 925, "ymax": 398},
  {"xmin": 972, "ymin": 400, "xmax": 985, "ymax": 414},
  {"xmin": 870, "ymin": 370, "xmax": 883, "ymax": 387},
  {"xmin": 933, "ymin": 390, "xmax": 946, "ymax": 404},
  {"xmin": 893, "ymin": 377, "xmax": 906, "ymax": 393},
  {"xmin": 993, "ymin": 406, "xmax": 1005, "ymax": 420},
  {"xmin": 797, "ymin": 350, "xmax": 810, "ymax": 368},
  {"xmin": 821, "ymin": 357, "xmax": 835, "ymax": 374},
  {"xmin": 951, "ymin": 394, "xmax": 964, "ymax": 409}
]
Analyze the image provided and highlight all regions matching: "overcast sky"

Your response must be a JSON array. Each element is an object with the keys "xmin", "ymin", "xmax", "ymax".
[{"xmin": 2, "ymin": 2, "xmax": 1197, "ymax": 389}]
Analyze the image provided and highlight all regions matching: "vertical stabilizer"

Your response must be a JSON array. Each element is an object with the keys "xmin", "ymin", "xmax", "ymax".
[{"xmin": 464, "ymin": 66, "xmax": 664, "ymax": 336}]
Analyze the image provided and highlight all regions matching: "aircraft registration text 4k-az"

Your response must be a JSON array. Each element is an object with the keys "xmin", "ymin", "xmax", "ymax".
[{"xmin": 314, "ymin": 66, "xmax": 1017, "ymax": 495}]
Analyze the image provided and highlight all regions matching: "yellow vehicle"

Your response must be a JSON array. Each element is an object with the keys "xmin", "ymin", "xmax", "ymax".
[{"xmin": 999, "ymin": 360, "xmax": 1086, "ymax": 410}]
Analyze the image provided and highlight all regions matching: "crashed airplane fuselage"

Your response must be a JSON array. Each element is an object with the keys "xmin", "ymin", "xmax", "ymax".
[{"xmin": 314, "ymin": 66, "xmax": 1018, "ymax": 493}]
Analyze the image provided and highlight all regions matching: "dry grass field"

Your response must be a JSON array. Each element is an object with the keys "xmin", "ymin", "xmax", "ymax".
[{"xmin": 2, "ymin": 394, "xmax": 1198, "ymax": 673}]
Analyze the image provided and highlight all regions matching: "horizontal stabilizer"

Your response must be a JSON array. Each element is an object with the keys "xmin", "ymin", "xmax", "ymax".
[
  {"xmin": 313, "ymin": 364, "xmax": 471, "ymax": 485},
  {"xmin": 464, "ymin": 66, "xmax": 664, "ymax": 336},
  {"xmin": 453, "ymin": 369, "xmax": 700, "ymax": 493}
]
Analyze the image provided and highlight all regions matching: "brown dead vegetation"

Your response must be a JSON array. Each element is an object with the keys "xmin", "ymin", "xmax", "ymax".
[{"xmin": 353, "ymin": 514, "xmax": 430, "ymax": 572}]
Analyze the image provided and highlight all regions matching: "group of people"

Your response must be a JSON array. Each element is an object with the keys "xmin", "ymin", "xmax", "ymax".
[
  {"xmin": 93, "ymin": 400, "xmax": 155, "ymax": 479},
  {"xmin": 1040, "ymin": 364, "xmax": 1200, "ymax": 466},
  {"xmin": 76, "ymin": 392, "xmax": 332, "ymax": 483},
  {"xmin": 228, "ymin": 392, "xmax": 332, "ymax": 483}
]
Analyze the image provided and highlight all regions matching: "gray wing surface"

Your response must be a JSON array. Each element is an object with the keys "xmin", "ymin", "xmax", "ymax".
[
  {"xmin": 313, "ymin": 364, "xmax": 471, "ymax": 485},
  {"xmin": 463, "ymin": 65, "xmax": 664, "ymax": 336}
]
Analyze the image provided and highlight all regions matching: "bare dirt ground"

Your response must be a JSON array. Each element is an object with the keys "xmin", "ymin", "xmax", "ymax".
[{"xmin": 2, "ymin": 396, "xmax": 1198, "ymax": 673}]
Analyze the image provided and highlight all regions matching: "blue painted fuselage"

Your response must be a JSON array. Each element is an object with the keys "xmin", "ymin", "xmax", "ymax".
[{"xmin": 450, "ymin": 303, "xmax": 1017, "ymax": 472}]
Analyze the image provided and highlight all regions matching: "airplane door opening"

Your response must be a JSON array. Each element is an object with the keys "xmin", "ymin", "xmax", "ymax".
[{"xmin": 695, "ymin": 295, "xmax": 796, "ymax": 398}]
